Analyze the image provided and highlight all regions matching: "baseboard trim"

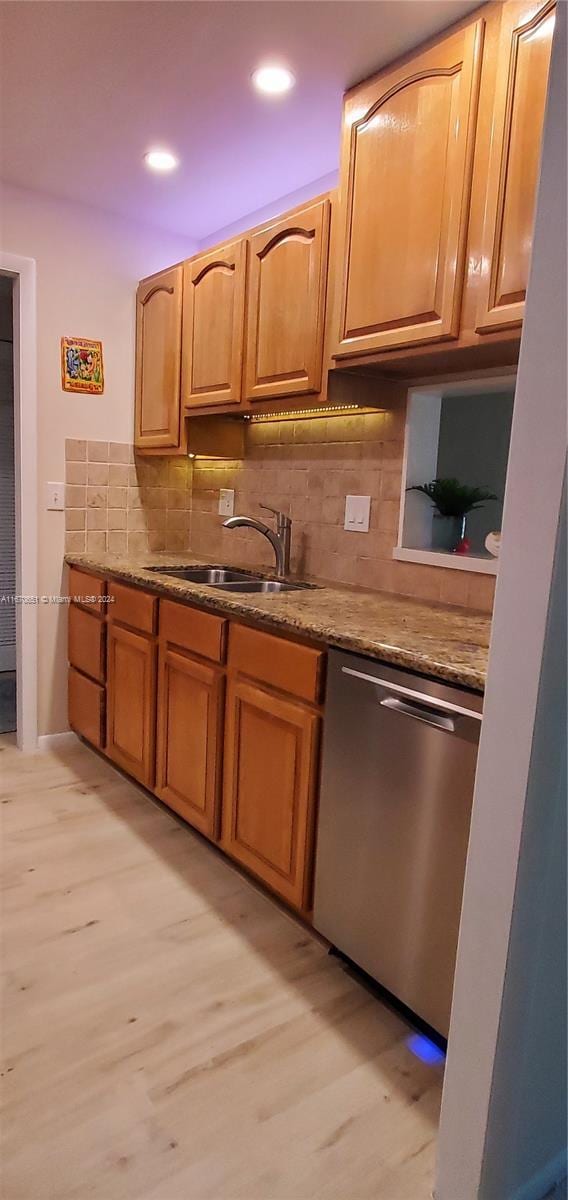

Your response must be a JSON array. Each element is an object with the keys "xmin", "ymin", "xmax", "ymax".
[
  {"xmin": 37, "ymin": 731, "xmax": 78, "ymax": 752},
  {"xmin": 512, "ymin": 1149, "xmax": 567, "ymax": 1200}
]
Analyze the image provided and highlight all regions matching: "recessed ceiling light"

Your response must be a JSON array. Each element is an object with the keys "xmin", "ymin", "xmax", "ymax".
[
  {"xmin": 144, "ymin": 149, "xmax": 179, "ymax": 173},
  {"xmin": 251, "ymin": 64, "xmax": 296, "ymax": 96}
]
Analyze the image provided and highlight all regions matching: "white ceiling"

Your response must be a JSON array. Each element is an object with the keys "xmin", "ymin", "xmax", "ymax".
[{"xmin": 0, "ymin": 0, "xmax": 481, "ymax": 243}]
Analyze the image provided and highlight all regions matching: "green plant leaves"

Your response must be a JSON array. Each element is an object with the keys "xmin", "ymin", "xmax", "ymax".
[{"xmin": 407, "ymin": 477, "xmax": 498, "ymax": 518}]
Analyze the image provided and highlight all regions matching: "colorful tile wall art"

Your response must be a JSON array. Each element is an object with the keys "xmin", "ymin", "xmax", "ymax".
[{"xmin": 61, "ymin": 337, "xmax": 104, "ymax": 394}]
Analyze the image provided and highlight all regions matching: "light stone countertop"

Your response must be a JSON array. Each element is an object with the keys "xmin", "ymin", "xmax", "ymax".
[{"xmin": 65, "ymin": 551, "xmax": 491, "ymax": 694}]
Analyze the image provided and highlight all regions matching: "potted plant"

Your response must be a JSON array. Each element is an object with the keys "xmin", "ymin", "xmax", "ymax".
[{"xmin": 407, "ymin": 477, "xmax": 498, "ymax": 554}]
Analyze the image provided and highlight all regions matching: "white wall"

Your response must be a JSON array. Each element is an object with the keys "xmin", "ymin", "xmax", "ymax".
[
  {"xmin": 436, "ymin": 6, "xmax": 567, "ymax": 1197},
  {"xmin": 480, "ymin": 485, "xmax": 566, "ymax": 1200},
  {"xmin": 198, "ymin": 170, "xmax": 338, "ymax": 247},
  {"xmin": 0, "ymin": 183, "xmax": 194, "ymax": 734}
]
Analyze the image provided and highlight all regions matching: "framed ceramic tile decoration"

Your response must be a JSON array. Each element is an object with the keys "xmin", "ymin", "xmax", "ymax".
[{"xmin": 61, "ymin": 336, "xmax": 104, "ymax": 394}]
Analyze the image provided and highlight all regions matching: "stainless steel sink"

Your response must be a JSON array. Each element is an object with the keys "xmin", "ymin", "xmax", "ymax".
[
  {"xmin": 148, "ymin": 566, "xmax": 255, "ymax": 584},
  {"xmin": 215, "ymin": 579, "xmax": 315, "ymax": 594},
  {"xmin": 147, "ymin": 564, "xmax": 317, "ymax": 593}
]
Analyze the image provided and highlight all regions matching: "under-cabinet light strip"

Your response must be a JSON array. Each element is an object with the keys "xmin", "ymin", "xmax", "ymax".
[{"xmin": 246, "ymin": 403, "xmax": 362, "ymax": 423}]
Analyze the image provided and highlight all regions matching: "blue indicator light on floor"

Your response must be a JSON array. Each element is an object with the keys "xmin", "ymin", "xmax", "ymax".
[{"xmin": 405, "ymin": 1033, "xmax": 446, "ymax": 1065}]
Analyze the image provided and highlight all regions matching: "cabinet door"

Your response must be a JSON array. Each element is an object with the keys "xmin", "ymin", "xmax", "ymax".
[
  {"xmin": 333, "ymin": 20, "xmax": 483, "ymax": 359},
  {"xmin": 106, "ymin": 623, "xmax": 157, "ymax": 787},
  {"xmin": 244, "ymin": 199, "xmax": 331, "ymax": 401},
  {"xmin": 475, "ymin": 0, "xmax": 555, "ymax": 333},
  {"xmin": 155, "ymin": 645, "xmax": 224, "ymax": 840},
  {"xmin": 222, "ymin": 678, "xmax": 320, "ymax": 911},
  {"xmin": 135, "ymin": 265, "xmax": 183, "ymax": 449},
  {"xmin": 69, "ymin": 667, "xmax": 105, "ymax": 750},
  {"xmin": 182, "ymin": 239, "xmax": 247, "ymax": 408}
]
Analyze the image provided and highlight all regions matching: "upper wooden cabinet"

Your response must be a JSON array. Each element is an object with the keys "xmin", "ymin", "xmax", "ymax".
[
  {"xmin": 475, "ymin": 0, "xmax": 555, "ymax": 333},
  {"xmin": 135, "ymin": 265, "xmax": 183, "ymax": 449},
  {"xmin": 333, "ymin": 20, "xmax": 484, "ymax": 359},
  {"xmin": 244, "ymin": 199, "xmax": 331, "ymax": 401},
  {"xmin": 182, "ymin": 239, "xmax": 247, "ymax": 408}
]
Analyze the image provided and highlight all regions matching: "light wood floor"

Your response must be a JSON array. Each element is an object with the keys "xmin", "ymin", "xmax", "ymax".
[{"xmin": 0, "ymin": 735, "xmax": 443, "ymax": 1200}]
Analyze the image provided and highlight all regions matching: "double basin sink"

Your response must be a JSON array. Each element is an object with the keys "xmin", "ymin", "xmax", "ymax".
[{"xmin": 148, "ymin": 565, "xmax": 317, "ymax": 594}]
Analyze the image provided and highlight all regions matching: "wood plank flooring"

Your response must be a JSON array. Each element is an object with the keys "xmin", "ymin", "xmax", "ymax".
[{"xmin": 0, "ymin": 735, "xmax": 443, "ymax": 1200}]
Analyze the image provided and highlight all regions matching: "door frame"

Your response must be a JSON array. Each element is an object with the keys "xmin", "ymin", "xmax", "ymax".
[{"xmin": 0, "ymin": 254, "xmax": 38, "ymax": 752}]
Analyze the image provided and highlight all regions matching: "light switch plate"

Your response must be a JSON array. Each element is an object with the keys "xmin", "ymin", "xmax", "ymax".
[
  {"xmin": 46, "ymin": 482, "xmax": 65, "ymax": 511},
  {"xmin": 344, "ymin": 495, "xmax": 371, "ymax": 533},
  {"xmin": 218, "ymin": 488, "xmax": 235, "ymax": 517}
]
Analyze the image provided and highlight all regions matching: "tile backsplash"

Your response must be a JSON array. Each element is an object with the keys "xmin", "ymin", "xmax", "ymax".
[
  {"xmin": 65, "ymin": 413, "xmax": 495, "ymax": 614},
  {"xmin": 65, "ymin": 439, "xmax": 192, "ymax": 556},
  {"xmin": 191, "ymin": 411, "xmax": 496, "ymax": 612}
]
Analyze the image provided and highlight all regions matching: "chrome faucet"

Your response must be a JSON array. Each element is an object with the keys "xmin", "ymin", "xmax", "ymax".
[{"xmin": 223, "ymin": 504, "xmax": 291, "ymax": 578}]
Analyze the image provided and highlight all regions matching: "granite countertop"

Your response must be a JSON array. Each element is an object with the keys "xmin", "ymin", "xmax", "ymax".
[{"xmin": 65, "ymin": 551, "xmax": 491, "ymax": 693}]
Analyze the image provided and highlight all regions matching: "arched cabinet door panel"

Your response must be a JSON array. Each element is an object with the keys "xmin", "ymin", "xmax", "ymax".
[
  {"xmin": 182, "ymin": 239, "xmax": 247, "ymax": 408},
  {"xmin": 135, "ymin": 265, "xmax": 183, "ymax": 449},
  {"xmin": 333, "ymin": 20, "xmax": 483, "ymax": 359},
  {"xmin": 245, "ymin": 199, "xmax": 331, "ymax": 401},
  {"xmin": 475, "ymin": 0, "xmax": 555, "ymax": 333}
]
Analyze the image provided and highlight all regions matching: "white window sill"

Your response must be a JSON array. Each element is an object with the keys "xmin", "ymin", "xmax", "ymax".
[{"xmin": 393, "ymin": 546, "xmax": 498, "ymax": 575}]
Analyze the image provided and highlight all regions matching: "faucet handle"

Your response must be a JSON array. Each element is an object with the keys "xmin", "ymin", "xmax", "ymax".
[{"xmin": 259, "ymin": 503, "xmax": 290, "ymax": 527}]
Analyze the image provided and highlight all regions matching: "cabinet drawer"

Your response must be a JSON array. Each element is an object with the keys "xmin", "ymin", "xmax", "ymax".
[
  {"xmin": 68, "ymin": 567, "xmax": 106, "ymax": 615},
  {"xmin": 160, "ymin": 598, "xmax": 226, "ymax": 663},
  {"xmin": 68, "ymin": 667, "xmax": 105, "ymax": 749},
  {"xmin": 68, "ymin": 603, "xmax": 106, "ymax": 683},
  {"xmin": 108, "ymin": 580, "xmax": 157, "ymax": 634},
  {"xmin": 228, "ymin": 623, "xmax": 323, "ymax": 704}
]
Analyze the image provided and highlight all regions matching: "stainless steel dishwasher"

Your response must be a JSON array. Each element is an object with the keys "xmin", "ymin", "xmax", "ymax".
[{"xmin": 313, "ymin": 649, "xmax": 483, "ymax": 1038}]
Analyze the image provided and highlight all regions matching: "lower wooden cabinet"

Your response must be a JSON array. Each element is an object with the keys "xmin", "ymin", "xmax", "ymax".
[
  {"xmin": 68, "ymin": 666, "xmax": 105, "ymax": 749},
  {"xmin": 155, "ymin": 644, "xmax": 224, "ymax": 840},
  {"xmin": 67, "ymin": 574, "xmax": 325, "ymax": 917},
  {"xmin": 106, "ymin": 621, "xmax": 157, "ymax": 787},
  {"xmin": 221, "ymin": 676, "xmax": 321, "ymax": 912}
]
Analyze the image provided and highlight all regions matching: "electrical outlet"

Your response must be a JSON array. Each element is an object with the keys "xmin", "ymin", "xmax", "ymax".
[
  {"xmin": 218, "ymin": 488, "xmax": 235, "ymax": 517},
  {"xmin": 344, "ymin": 495, "xmax": 371, "ymax": 533},
  {"xmin": 46, "ymin": 482, "xmax": 65, "ymax": 511}
]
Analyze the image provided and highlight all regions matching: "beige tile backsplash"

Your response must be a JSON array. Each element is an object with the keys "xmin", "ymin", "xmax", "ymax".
[
  {"xmin": 65, "ymin": 439, "xmax": 192, "ymax": 556},
  {"xmin": 65, "ymin": 411, "xmax": 496, "ymax": 614},
  {"xmin": 191, "ymin": 411, "xmax": 495, "ymax": 613}
]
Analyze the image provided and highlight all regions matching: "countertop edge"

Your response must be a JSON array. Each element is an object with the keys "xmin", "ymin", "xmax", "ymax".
[{"xmin": 64, "ymin": 554, "xmax": 488, "ymax": 694}]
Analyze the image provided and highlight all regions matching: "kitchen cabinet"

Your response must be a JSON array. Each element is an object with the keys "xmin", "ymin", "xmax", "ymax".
[
  {"xmin": 475, "ymin": 0, "xmax": 555, "ymax": 333},
  {"xmin": 222, "ymin": 676, "xmax": 320, "ymax": 912},
  {"xmin": 106, "ymin": 583, "xmax": 158, "ymax": 787},
  {"xmin": 155, "ymin": 599, "xmax": 227, "ymax": 839},
  {"xmin": 182, "ymin": 239, "xmax": 247, "ymax": 409},
  {"xmin": 221, "ymin": 624, "xmax": 323, "ymax": 911},
  {"xmin": 106, "ymin": 622, "xmax": 157, "ymax": 787},
  {"xmin": 67, "ymin": 572, "xmax": 326, "ymax": 915},
  {"xmin": 68, "ymin": 667, "xmax": 105, "ymax": 750},
  {"xmin": 67, "ymin": 569, "xmax": 106, "ymax": 749},
  {"xmin": 333, "ymin": 19, "xmax": 483, "ymax": 359},
  {"xmin": 135, "ymin": 265, "xmax": 184, "ymax": 450},
  {"xmin": 68, "ymin": 603, "xmax": 106, "ymax": 684},
  {"xmin": 244, "ymin": 199, "xmax": 331, "ymax": 401},
  {"xmin": 155, "ymin": 645, "xmax": 224, "ymax": 839}
]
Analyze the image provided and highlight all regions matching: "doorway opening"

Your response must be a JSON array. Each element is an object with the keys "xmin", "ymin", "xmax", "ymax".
[{"xmin": 0, "ymin": 275, "xmax": 16, "ymax": 734}]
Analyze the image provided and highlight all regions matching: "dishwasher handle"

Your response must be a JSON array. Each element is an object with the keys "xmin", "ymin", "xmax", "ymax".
[
  {"xmin": 379, "ymin": 694, "xmax": 456, "ymax": 732},
  {"xmin": 341, "ymin": 665, "xmax": 483, "ymax": 722}
]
